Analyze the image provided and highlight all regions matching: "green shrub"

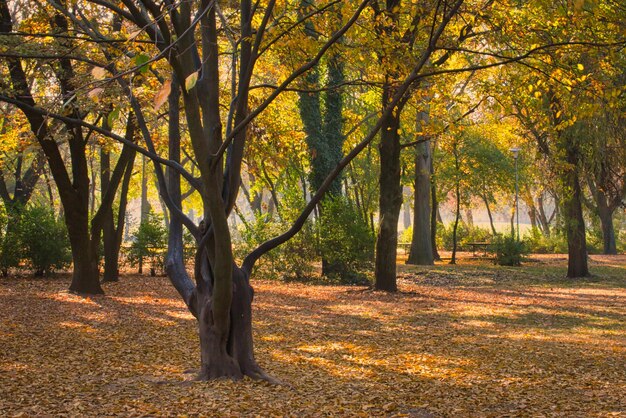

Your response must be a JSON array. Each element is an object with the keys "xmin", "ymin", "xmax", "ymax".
[
  {"xmin": 19, "ymin": 205, "xmax": 72, "ymax": 275},
  {"xmin": 0, "ymin": 204, "xmax": 22, "ymax": 276},
  {"xmin": 127, "ymin": 212, "xmax": 167, "ymax": 276},
  {"xmin": 400, "ymin": 226, "xmax": 413, "ymax": 244},
  {"xmin": 523, "ymin": 227, "xmax": 568, "ymax": 254},
  {"xmin": 618, "ymin": 228, "xmax": 626, "ymax": 253},
  {"xmin": 491, "ymin": 235, "xmax": 529, "ymax": 266},
  {"xmin": 318, "ymin": 196, "xmax": 375, "ymax": 283},
  {"xmin": 234, "ymin": 212, "xmax": 317, "ymax": 280}
]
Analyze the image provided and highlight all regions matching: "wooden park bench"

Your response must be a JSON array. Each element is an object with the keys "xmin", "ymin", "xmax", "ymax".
[{"xmin": 465, "ymin": 242, "xmax": 492, "ymax": 257}]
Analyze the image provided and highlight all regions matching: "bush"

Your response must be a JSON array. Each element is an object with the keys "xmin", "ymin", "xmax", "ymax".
[
  {"xmin": 491, "ymin": 235, "xmax": 529, "ymax": 266},
  {"xmin": 618, "ymin": 228, "xmax": 626, "ymax": 254},
  {"xmin": 523, "ymin": 227, "xmax": 568, "ymax": 254},
  {"xmin": 0, "ymin": 204, "xmax": 22, "ymax": 276},
  {"xmin": 318, "ymin": 196, "xmax": 375, "ymax": 283},
  {"xmin": 19, "ymin": 205, "xmax": 72, "ymax": 275},
  {"xmin": 235, "ymin": 212, "xmax": 317, "ymax": 280},
  {"xmin": 400, "ymin": 226, "xmax": 413, "ymax": 244},
  {"xmin": 127, "ymin": 212, "xmax": 167, "ymax": 276}
]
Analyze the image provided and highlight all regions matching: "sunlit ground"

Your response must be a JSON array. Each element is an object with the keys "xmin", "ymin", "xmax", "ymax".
[{"xmin": 0, "ymin": 255, "xmax": 624, "ymax": 416}]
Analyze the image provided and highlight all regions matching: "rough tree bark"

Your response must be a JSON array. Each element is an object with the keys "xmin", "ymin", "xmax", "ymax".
[
  {"xmin": 562, "ymin": 137, "xmax": 589, "ymax": 277},
  {"xmin": 407, "ymin": 131, "xmax": 434, "ymax": 265},
  {"xmin": 101, "ymin": 115, "xmax": 136, "ymax": 282},
  {"xmin": 598, "ymin": 206, "xmax": 617, "ymax": 255},
  {"xmin": 373, "ymin": 0, "xmax": 404, "ymax": 292},
  {"xmin": 375, "ymin": 101, "xmax": 402, "ymax": 291}
]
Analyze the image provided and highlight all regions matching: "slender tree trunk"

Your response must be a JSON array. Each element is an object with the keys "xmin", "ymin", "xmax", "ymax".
[
  {"xmin": 430, "ymin": 153, "xmax": 441, "ymax": 261},
  {"xmin": 482, "ymin": 194, "xmax": 497, "ymax": 235},
  {"xmin": 450, "ymin": 182, "xmax": 461, "ymax": 265},
  {"xmin": 527, "ymin": 201, "xmax": 538, "ymax": 230},
  {"xmin": 141, "ymin": 155, "xmax": 151, "ymax": 221},
  {"xmin": 138, "ymin": 154, "xmax": 151, "ymax": 274},
  {"xmin": 407, "ymin": 139, "xmax": 433, "ymax": 265},
  {"xmin": 450, "ymin": 144, "xmax": 460, "ymax": 265},
  {"xmin": 100, "ymin": 148, "xmax": 118, "ymax": 282},
  {"xmin": 537, "ymin": 193, "xmax": 551, "ymax": 236}
]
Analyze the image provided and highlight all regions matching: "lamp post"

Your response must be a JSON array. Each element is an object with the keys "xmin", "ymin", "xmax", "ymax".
[{"xmin": 509, "ymin": 147, "xmax": 521, "ymax": 241}]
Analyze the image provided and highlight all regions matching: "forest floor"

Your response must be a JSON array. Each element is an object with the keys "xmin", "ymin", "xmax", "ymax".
[{"xmin": 0, "ymin": 254, "xmax": 625, "ymax": 417}]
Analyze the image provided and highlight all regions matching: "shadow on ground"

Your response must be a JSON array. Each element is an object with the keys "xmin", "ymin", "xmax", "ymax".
[{"xmin": 0, "ymin": 256, "xmax": 624, "ymax": 416}]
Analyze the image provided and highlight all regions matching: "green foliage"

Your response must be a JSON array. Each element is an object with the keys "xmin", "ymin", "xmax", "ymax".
[
  {"xmin": 523, "ymin": 228, "xmax": 568, "ymax": 254},
  {"xmin": 127, "ymin": 212, "xmax": 167, "ymax": 275},
  {"xmin": 585, "ymin": 219, "xmax": 605, "ymax": 255},
  {"xmin": 0, "ymin": 205, "xmax": 21, "ymax": 275},
  {"xmin": 318, "ymin": 196, "xmax": 374, "ymax": 283},
  {"xmin": 235, "ymin": 212, "xmax": 316, "ymax": 280},
  {"xmin": 19, "ymin": 205, "xmax": 72, "ymax": 275},
  {"xmin": 400, "ymin": 226, "xmax": 413, "ymax": 244},
  {"xmin": 618, "ymin": 228, "xmax": 626, "ymax": 254},
  {"xmin": 491, "ymin": 235, "xmax": 529, "ymax": 267},
  {"xmin": 438, "ymin": 222, "xmax": 492, "ymax": 251}
]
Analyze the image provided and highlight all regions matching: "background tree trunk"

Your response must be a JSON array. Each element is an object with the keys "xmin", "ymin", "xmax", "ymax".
[
  {"xmin": 450, "ymin": 143, "xmax": 460, "ymax": 265},
  {"xmin": 430, "ymin": 151, "xmax": 441, "ymax": 261},
  {"xmin": 598, "ymin": 205, "xmax": 617, "ymax": 255},
  {"xmin": 482, "ymin": 194, "xmax": 497, "ymax": 235},
  {"xmin": 407, "ymin": 138, "xmax": 433, "ymax": 265},
  {"xmin": 537, "ymin": 193, "xmax": 552, "ymax": 236},
  {"xmin": 100, "ymin": 148, "xmax": 118, "ymax": 282}
]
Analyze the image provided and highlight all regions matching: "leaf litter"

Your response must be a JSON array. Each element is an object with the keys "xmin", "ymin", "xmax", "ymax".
[{"xmin": 0, "ymin": 258, "xmax": 625, "ymax": 417}]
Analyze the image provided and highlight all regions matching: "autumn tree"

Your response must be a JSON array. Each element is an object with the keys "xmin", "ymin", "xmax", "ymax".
[
  {"xmin": 0, "ymin": 0, "xmax": 141, "ymax": 292},
  {"xmin": 1, "ymin": 0, "xmax": 623, "ymax": 381},
  {"xmin": 296, "ymin": 0, "xmax": 349, "ymax": 276}
]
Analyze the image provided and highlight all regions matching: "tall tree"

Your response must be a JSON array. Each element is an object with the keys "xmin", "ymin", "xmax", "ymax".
[
  {"xmin": 296, "ymin": 1, "xmax": 347, "ymax": 276},
  {"xmin": 0, "ymin": 1, "xmax": 140, "ymax": 292}
]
